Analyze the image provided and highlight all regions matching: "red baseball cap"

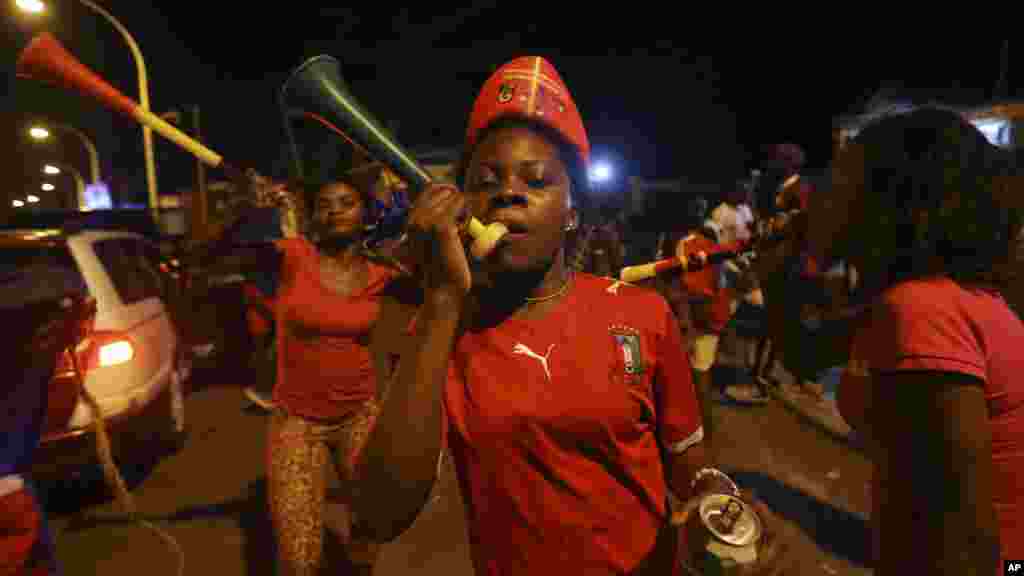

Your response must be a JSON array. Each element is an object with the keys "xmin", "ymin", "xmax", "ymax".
[{"xmin": 466, "ymin": 56, "xmax": 590, "ymax": 165}]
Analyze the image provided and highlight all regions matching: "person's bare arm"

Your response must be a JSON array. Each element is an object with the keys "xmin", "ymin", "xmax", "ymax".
[
  {"xmin": 650, "ymin": 298, "xmax": 732, "ymax": 500},
  {"xmin": 354, "ymin": 289, "xmax": 463, "ymax": 541},
  {"xmin": 875, "ymin": 372, "xmax": 1000, "ymax": 575},
  {"xmin": 368, "ymin": 279, "xmax": 422, "ymax": 403},
  {"xmin": 193, "ymin": 169, "xmax": 298, "ymax": 280},
  {"xmin": 352, "ymin": 185, "xmax": 470, "ymax": 542}
]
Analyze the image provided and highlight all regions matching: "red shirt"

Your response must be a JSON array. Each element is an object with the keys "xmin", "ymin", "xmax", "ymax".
[
  {"xmin": 273, "ymin": 238, "xmax": 398, "ymax": 420},
  {"xmin": 839, "ymin": 277, "xmax": 1024, "ymax": 568},
  {"xmin": 676, "ymin": 235, "xmax": 740, "ymax": 333},
  {"xmin": 439, "ymin": 274, "xmax": 701, "ymax": 575}
]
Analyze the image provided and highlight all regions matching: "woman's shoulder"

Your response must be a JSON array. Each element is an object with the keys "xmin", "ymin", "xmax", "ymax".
[
  {"xmin": 374, "ymin": 272, "xmax": 423, "ymax": 305},
  {"xmin": 872, "ymin": 278, "xmax": 969, "ymax": 329},
  {"xmin": 363, "ymin": 261, "xmax": 414, "ymax": 297},
  {"xmin": 273, "ymin": 236, "xmax": 314, "ymax": 261},
  {"xmin": 574, "ymin": 274, "xmax": 672, "ymax": 324},
  {"xmin": 879, "ymin": 277, "xmax": 1011, "ymax": 318},
  {"xmin": 866, "ymin": 277, "xmax": 1024, "ymax": 376}
]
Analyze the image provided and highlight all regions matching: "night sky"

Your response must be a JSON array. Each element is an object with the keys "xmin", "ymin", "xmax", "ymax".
[{"xmin": 3, "ymin": 4, "xmax": 1017, "ymax": 209}]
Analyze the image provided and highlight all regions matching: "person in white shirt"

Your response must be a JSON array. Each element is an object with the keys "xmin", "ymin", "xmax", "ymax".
[
  {"xmin": 709, "ymin": 198, "xmax": 739, "ymax": 245},
  {"xmin": 708, "ymin": 182, "xmax": 768, "ymax": 404}
]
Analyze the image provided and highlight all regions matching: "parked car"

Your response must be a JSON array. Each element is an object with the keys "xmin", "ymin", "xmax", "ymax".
[{"xmin": 0, "ymin": 228, "xmax": 189, "ymax": 475}]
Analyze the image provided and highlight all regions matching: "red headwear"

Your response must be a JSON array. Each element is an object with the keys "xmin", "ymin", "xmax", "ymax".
[
  {"xmin": 770, "ymin": 143, "xmax": 806, "ymax": 171},
  {"xmin": 466, "ymin": 56, "xmax": 590, "ymax": 165}
]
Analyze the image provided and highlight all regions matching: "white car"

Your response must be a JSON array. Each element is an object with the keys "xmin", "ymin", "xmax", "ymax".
[{"xmin": 0, "ymin": 228, "xmax": 189, "ymax": 471}]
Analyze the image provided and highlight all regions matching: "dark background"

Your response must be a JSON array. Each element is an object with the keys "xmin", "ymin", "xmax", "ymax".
[{"xmin": 2, "ymin": 4, "xmax": 1016, "ymax": 211}]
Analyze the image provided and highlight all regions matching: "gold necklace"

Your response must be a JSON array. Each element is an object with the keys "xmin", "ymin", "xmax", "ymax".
[{"xmin": 525, "ymin": 273, "xmax": 574, "ymax": 303}]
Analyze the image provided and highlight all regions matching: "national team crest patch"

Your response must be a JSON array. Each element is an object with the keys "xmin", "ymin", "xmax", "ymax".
[{"xmin": 610, "ymin": 324, "xmax": 645, "ymax": 375}]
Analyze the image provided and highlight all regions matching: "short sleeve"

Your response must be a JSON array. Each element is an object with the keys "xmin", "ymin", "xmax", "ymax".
[
  {"xmin": 652, "ymin": 299, "xmax": 703, "ymax": 453},
  {"xmin": 868, "ymin": 283, "xmax": 987, "ymax": 382}
]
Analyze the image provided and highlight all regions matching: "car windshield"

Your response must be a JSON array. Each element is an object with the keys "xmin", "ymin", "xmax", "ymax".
[{"xmin": 0, "ymin": 244, "xmax": 89, "ymax": 309}]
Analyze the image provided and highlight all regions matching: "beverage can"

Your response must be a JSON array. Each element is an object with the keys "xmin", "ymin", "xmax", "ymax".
[{"xmin": 679, "ymin": 493, "xmax": 762, "ymax": 575}]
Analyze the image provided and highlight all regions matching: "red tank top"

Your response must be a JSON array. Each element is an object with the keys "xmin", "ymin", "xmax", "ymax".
[{"xmin": 272, "ymin": 238, "xmax": 397, "ymax": 420}]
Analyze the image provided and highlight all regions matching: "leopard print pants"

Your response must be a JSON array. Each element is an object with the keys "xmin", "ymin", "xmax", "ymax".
[{"xmin": 266, "ymin": 401, "xmax": 380, "ymax": 575}]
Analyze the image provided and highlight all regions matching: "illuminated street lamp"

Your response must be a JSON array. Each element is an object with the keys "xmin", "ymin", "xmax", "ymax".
[
  {"xmin": 12, "ymin": 200, "xmax": 25, "ymax": 208},
  {"xmin": 15, "ymin": 0, "xmax": 45, "ymax": 13},
  {"xmin": 27, "ymin": 122, "xmax": 100, "ymax": 183},
  {"xmin": 17, "ymin": 0, "xmax": 159, "ymax": 217},
  {"xmin": 26, "ymin": 195, "xmax": 41, "ymax": 203},
  {"xmin": 41, "ymin": 183, "xmax": 55, "ymax": 192},
  {"xmin": 589, "ymin": 162, "xmax": 613, "ymax": 183},
  {"xmin": 588, "ymin": 161, "xmax": 614, "ymax": 205},
  {"xmin": 42, "ymin": 163, "xmax": 85, "ymax": 209}
]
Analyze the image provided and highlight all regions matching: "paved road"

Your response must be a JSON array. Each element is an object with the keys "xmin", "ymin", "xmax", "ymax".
[{"xmin": 36, "ymin": 360, "xmax": 873, "ymax": 575}]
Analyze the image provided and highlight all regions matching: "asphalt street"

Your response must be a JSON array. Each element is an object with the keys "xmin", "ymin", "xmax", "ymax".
[{"xmin": 34, "ymin": 355, "xmax": 874, "ymax": 575}]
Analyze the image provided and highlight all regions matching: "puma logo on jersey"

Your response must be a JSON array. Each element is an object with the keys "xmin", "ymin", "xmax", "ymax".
[
  {"xmin": 512, "ymin": 342, "xmax": 556, "ymax": 382},
  {"xmin": 607, "ymin": 279, "xmax": 635, "ymax": 294}
]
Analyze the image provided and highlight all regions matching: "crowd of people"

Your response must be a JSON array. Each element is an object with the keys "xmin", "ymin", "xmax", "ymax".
[{"xmin": 5, "ymin": 55, "xmax": 1022, "ymax": 576}]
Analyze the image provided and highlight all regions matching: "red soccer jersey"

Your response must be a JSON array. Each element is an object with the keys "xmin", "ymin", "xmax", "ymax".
[
  {"xmin": 676, "ymin": 234, "xmax": 736, "ymax": 333},
  {"xmin": 272, "ymin": 238, "xmax": 398, "ymax": 420},
  {"xmin": 438, "ymin": 274, "xmax": 701, "ymax": 575},
  {"xmin": 840, "ymin": 277, "xmax": 1024, "ymax": 570}
]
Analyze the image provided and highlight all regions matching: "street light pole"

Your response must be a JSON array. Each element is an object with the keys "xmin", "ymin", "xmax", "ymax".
[
  {"xmin": 191, "ymin": 106, "xmax": 207, "ymax": 243},
  {"xmin": 52, "ymin": 163, "xmax": 86, "ymax": 209},
  {"xmin": 161, "ymin": 107, "xmax": 208, "ymax": 243},
  {"xmin": 55, "ymin": 124, "xmax": 99, "ymax": 183},
  {"xmin": 30, "ymin": 122, "xmax": 100, "ymax": 183},
  {"xmin": 996, "ymin": 40, "xmax": 1010, "ymax": 99},
  {"xmin": 76, "ymin": 0, "xmax": 158, "ymax": 217}
]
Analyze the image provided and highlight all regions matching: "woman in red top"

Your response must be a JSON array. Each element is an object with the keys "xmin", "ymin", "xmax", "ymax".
[
  {"xmin": 810, "ymin": 108, "xmax": 1022, "ymax": 574},
  {"xmin": 269, "ymin": 178, "xmax": 404, "ymax": 574},
  {"xmin": 354, "ymin": 57, "xmax": 783, "ymax": 575},
  {"xmin": 207, "ymin": 175, "xmax": 401, "ymax": 574}
]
